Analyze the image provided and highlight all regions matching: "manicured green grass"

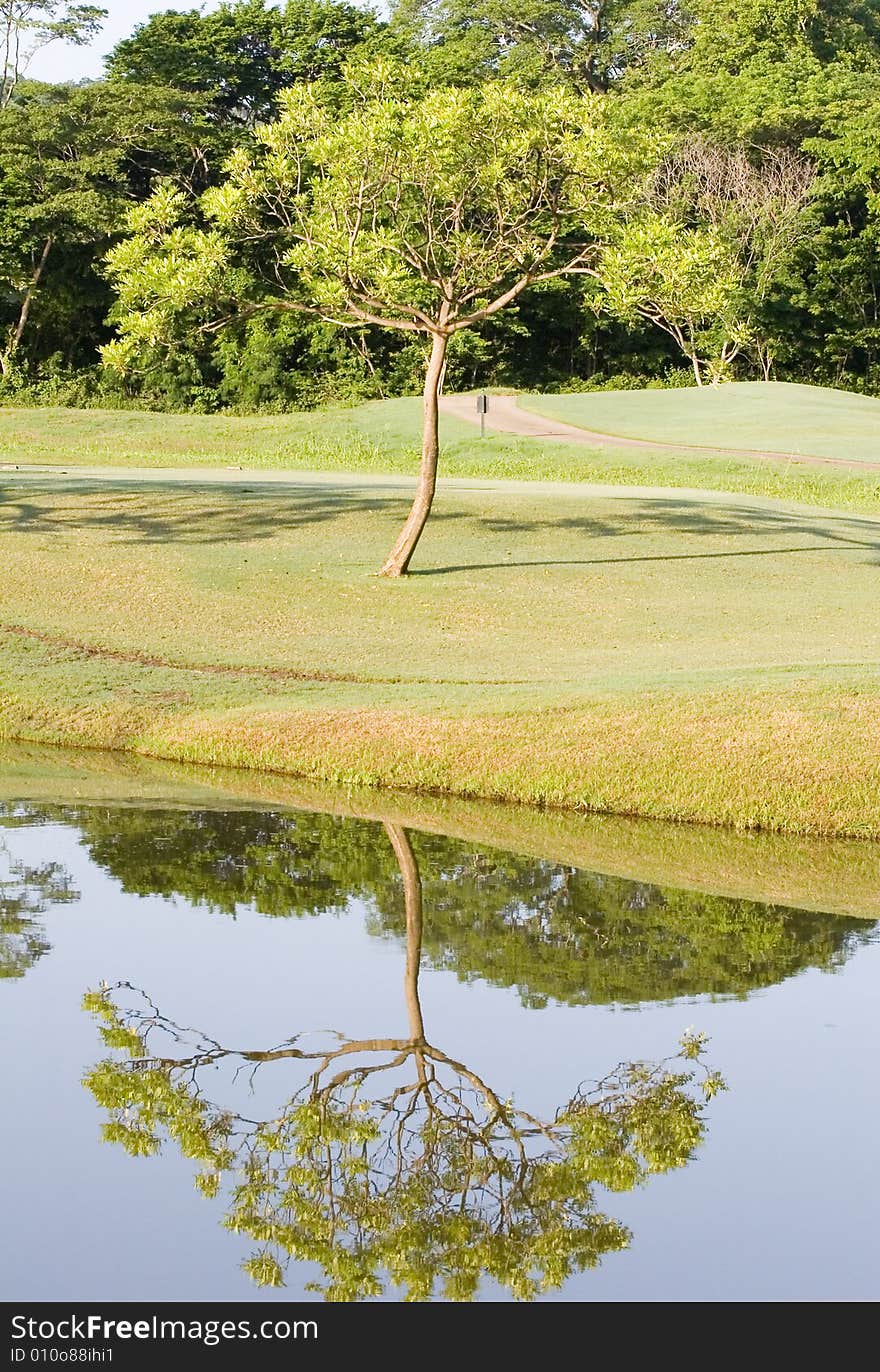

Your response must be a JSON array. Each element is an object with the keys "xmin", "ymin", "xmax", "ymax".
[
  {"xmin": 2, "ymin": 473, "xmax": 880, "ymax": 836},
  {"xmin": 3, "ymin": 392, "xmax": 880, "ymax": 519},
  {"xmin": 520, "ymin": 381, "xmax": 880, "ymax": 462},
  {"xmin": 0, "ymin": 397, "xmax": 439, "ymax": 467}
]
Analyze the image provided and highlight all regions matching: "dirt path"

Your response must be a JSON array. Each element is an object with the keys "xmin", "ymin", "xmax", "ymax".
[
  {"xmin": 440, "ymin": 392, "xmax": 621, "ymax": 445},
  {"xmin": 439, "ymin": 392, "xmax": 880, "ymax": 473}
]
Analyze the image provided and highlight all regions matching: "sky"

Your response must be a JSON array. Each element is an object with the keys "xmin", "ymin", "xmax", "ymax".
[
  {"xmin": 26, "ymin": 0, "xmax": 384, "ymax": 83},
  {"xmin": 28, "ymin": 2, "xmax": 223, "ymax": 83}
]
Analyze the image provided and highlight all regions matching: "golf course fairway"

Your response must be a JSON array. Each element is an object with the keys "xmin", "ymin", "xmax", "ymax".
[{"xmin": 1, "ymin": 440, "xmax": 879, "ymax": 837}]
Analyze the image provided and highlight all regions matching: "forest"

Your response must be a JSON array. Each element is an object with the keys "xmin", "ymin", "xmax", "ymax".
[{"xmin": 1, "ymin": 0, "xmax": 879, "ymax": 412}]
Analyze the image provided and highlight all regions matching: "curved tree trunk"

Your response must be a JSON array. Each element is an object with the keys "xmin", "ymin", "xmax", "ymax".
[
  {"xmin": 383, "ymin": 821, "xmax": 428, "ymax": 1083},
  {"xmin": 379, "ymin": 330, "xmax": 448, "ymax": 577}
]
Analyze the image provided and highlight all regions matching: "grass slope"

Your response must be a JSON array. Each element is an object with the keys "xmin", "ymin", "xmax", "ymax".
[
  {"xmin": 520, "ymin": 381, "xmax": 880, "ymax": 462},
  {"xmin": 3, "ymin": 389, "xmax": 880, "ymax": 520},
  {"xmin": 2, "ymin": 473, "xmax": 880, "ymax": 836}
]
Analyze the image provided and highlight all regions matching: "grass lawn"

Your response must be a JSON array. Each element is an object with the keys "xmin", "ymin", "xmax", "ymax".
[
  {"xmin": 520, "ymin": 381, "xmax": 880, "ymax": 462},
  {"xmin": 3, "ymin": 471, "xmax": 880, "ymax": 836},
  {"xmin": 0, "ymin": 397, "xmax": 457, "ymax": 469},
  {"xmin": 3, "ymin": 389, "xmax": 880, "ymax": 520}
]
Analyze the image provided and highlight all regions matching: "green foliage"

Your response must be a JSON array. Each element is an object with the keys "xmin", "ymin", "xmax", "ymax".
[
  {"xmin": 103, "ymin": 64, "xmax": 651, "ymax": 394},
  {"xmin": 599, "ymin": 215, "xmax": 745, "ymax": 382},
  {"xmin": 83, "ymin": 981, "xmax": 723, "ymax": 1300},
  {"xmin": 388, "ymin": 0, "xmax": 694, "ymax": 92},
  {"xmin": 55, "ymin": 806, "xmax": 875, "ymax": 1005},
  {"xmin": 106, "ymin": 0, "xmax": 383, "ymax": 126},
  {"xmin": 3, "ymin": 0, "xmax": 880, "ymax": 409},
  {"xmin": 616, "ymin": 1, "xmax": 880, "ymax": 388},
  {"xmin": 0, "ymin": 819, "xmax": 76, "ymax": 977},
  {"xmin": 0, "ymin": 79, "xmax": 213, "ymax": 376}
]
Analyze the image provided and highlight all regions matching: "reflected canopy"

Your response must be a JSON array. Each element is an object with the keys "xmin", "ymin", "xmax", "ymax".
[
  {"xmin": 84, "ymin": 824, "xmax": 724, "ymax": 1301},
  {"xmin": 0, "ymin": 812, "xmax": 77, "ymax": 978}
]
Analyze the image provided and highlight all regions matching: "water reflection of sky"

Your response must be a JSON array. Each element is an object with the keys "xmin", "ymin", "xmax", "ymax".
[{"xmin": 2, "ymin": 816, "xmax": 878, "ymax": 1302}]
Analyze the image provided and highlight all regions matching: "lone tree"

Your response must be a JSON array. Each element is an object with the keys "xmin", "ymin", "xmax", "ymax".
[
  {"xmin": 104, "ymin": 64, "xmax": 649, "ymax": 575},
  {"xmin": 84, "ymin": 823, "xmax": 723, "ymax": 1301}
]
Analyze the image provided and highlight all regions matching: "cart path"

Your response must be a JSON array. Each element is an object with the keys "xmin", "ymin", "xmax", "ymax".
[{"xmin": 439, "ymin": 392, "xmax": 880, "ymax": 473}]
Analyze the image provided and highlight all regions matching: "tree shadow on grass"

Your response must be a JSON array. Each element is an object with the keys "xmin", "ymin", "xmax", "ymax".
[
  {"xmin": 0, "ymin": 483, "xmax": 438, "ymax": 547},
  {"xmin": 1, "ymin": 485, "xmax": 879, "ymax": 571},
  {"xmin": 416, "ymin": 497, "xmax": 880, "ymax": 574},
  {"xmin": 410, "ymin": 546, "xmax": 877, "ymax": 575}
]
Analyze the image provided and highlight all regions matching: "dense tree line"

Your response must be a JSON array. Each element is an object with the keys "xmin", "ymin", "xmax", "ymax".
[{"xmin": 1, "ymin": 0, "xmax": 879, "ymax": 411}]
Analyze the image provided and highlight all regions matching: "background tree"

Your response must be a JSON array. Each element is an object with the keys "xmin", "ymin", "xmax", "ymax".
[
  {"xmin": 389, "ymin": 0, "xmax": 694, "ymax": 91},
  {"xmin": 0, "ymin": 80, "xmax": 211, "ymax": 378},
  {"xmin": 102, "ymin": 65, "xmax": 650, "ymax": 574},
  {"xmin": 0, "ymin": 827, "xmax": 77, "ymax": 978},
  {"xmin": 1, "ymin": 0, "xmax": 104, "ymax": 109},
  {"xmin": 599, "ymin": 141, "xmax": 816, "ymax": 382},
  {"xmin": 83, "ymin": 823, "xmax": 723, "ymax": 1301},
  {"xmin": 648, "ymin": 140, "xmax": 816, "ymax": 378},
  {"xmin": 619, "ymin": 0, "xmax": 880, "ymax": 390},
  {"xmin": 107, "ymin": 0, "xmax": 383, "ymax": 130},
  {"xmin": 799, "ymin": 88, "xmax": 880, "ymax": 388},
  {"xmin": 598, "ymin": 216, "xmax": 744, "ymax": 385}
]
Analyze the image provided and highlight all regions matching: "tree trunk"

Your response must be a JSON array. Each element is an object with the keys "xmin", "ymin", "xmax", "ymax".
[
  {"xmin": 383, "ymin": 822, "xmax": 425, "ymax": 1045},
  {"xmin": 379, "ymin": 330, "xmax": 448, "ymax": 577},
  {"xmin": 1, "ymin": 237, "xmax": 53, "ymax": 373},
  {"xmin": 383, "ymin": 821, "xmax": 428, "ymax": 1083},
  {"xmin": 690, "ymin": 352, "xmax": 704, "ymax": 386}
]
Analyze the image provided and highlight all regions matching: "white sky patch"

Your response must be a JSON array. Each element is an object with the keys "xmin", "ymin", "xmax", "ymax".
[{"xmin": 26, "ymin": 0, "xmax": 383, "ymax": 85}]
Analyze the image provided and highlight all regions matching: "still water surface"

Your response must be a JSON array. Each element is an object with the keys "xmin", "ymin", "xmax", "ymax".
[{"xmin": 2, "ymin": 795, "xmax": 878, "ymax": 1301}]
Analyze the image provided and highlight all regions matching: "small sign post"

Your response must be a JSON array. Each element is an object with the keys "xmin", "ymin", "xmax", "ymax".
[{"xmin": 477, "ymin": 392, "xmax": 489, "ymax": 438}]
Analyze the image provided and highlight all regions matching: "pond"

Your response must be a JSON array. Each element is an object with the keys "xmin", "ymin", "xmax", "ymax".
[{"xmin": 1, "ymin": 745, "xmax": 878, "ymax": 1303}]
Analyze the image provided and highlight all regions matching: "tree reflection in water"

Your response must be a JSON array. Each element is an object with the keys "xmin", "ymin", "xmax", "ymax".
[
  {"xmin": 0, "ymin": 820, "xmax": 77, "ymax": 979},
  {"xmin": 83, "ymin": 824, "xmax": 724, "ymax": 1302},
  {"xmin": 65, "ymin": 805, "xmax": 875, "ymax": 1005}
]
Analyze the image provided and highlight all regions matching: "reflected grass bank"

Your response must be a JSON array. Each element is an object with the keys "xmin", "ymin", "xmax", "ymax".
[{"xmin": 2, "ymin": 740, "xmax": 879, "ymax": 922}]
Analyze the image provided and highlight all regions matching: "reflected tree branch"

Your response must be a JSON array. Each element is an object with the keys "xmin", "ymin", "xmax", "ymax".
[{"xmin": 81, "ymin": 818, "xmax": 723, "ymax": 1300}]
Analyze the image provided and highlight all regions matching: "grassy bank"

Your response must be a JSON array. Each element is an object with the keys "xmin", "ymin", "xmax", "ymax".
[
  {"xmin": 521, "ymin": 381, "xmax": 880, "ymax": 462},
  {"xmin": 2, "ymin": 472, "xmax": 880, "ymax": 836},
  {"xmin": 3, "ymin": 741, "xmax": 879, "ymax": 920}
]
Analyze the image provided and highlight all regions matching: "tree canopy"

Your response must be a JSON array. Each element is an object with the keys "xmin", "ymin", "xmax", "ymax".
[
  {"xmin": 1, "ymin": 0, "xmax": 879, "ymax": 406},
  {"xmin": 107, "ymin": 0, "xmax": 383, "ymax": 126}
]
